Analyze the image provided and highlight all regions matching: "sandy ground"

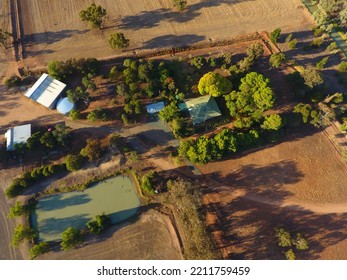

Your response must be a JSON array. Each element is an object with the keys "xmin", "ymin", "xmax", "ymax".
[
  {"xmin": 0, "ymin": 85, "xmax": 64, "ymax": 137},
  {"xmin": 199, "ymin": 130, "xmax": 347, "ymax": 259},
  {"xmin": 39, "ymin": 209, "xmax": 182, "ymax": 260},
  {"xmin": 17, "ymin": 0, "xmax": 313, "ymax": 69}
]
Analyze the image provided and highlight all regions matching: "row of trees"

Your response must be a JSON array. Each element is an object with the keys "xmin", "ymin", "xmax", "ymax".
[{"xmin": 178, "ymin": 110, "xmax": 284, "ymax": 164}]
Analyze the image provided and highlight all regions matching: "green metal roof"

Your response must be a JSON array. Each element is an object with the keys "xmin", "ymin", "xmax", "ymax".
[{"xmin": 184, "ymin": 95, "xmax": 221, "ymax": 125}]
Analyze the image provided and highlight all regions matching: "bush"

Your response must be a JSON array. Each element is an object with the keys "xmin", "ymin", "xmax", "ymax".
[
  {"xmin": 64, "ymin": 154, "xmax": 83, "ymax": 171},
  {"xmin": 316, "ymin": 56, "xmax": 329, "ymax": 69},
  {"xmin": 80, "ymin": 138, "xmax": 102, "ymax": 162},
  {"xmin": 12, "ymin": 225, "xmax": 35, "ymax": 247},
  {"xmin": 87, "ymin": 214, "xmax": 111, "ymax": 235},
  {"xmin": 338, "ymin": 61, "xmax": 347, "ymax": 72},
  {"xmin": 60, "ymin": 227, "xmax": 83, "ymax": 251},
  {"xmin": 191, "ymin": 56, "xmax": 206, "ymax": 69},
  {"xmin": 8, "ymin": 201, "xmax": 27, "ymax": 218},
  {"xmin": 141, "ymin": 171, "xmax": 157, "ymax": 194},
  {"xmin": 5, "ymin": 75, "xmax": 21, "ymax": 87},
  {"xmin": 288, "ymin": 39, "xmax": 297, "ymax": 49},
  {"xmin": 69, "ymin": 109, "xmax": 81, "ymax": 120},
  {"xmin": 30, "ymin": 242, "xmax": 49, "ymax": 259},
  {"xmin": 285, "ymin": 249, "xmax": 296, "ymax": 260},
  {"xmin": 270, "ymin": 28, "xmax": 281, "ymax": 43}
]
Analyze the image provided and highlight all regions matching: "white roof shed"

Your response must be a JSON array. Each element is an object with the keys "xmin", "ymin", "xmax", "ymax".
[
  {"xmin": 5, "ymin": 124, "xmax": 31, "ymax": 151},
  {"xmin": 25, "ymin": 73, "xmax": 66, "ymax": 109}
]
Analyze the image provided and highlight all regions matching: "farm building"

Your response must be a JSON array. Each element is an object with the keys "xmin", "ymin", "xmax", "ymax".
[
  {"xmin": 25, "ymin": 73, "xmax": 66, "ymax": 109},
  {"xmin": 146, "ymin": 101, "xmax": 165, "ymax": 114},
  {"xmin": 5, "ymin": 124, "xmax": 31, "ymax": 151},
  {"xmin": 56, "ymin": 97, "xmax": 74, "ymax": 115},
  {"xmin": 181, "ymin": 95, "xmax": 221, "ymax": 125}
]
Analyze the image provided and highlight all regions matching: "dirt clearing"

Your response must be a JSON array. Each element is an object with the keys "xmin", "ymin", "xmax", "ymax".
[
  {"xmin": 199, "ymin": 130, "xmax": 347, "ymax": 259},
  {"xmin": 39, "ymin": 209, "xmax": 183, "ymax": 260},
  {"xmin": 18, "ymin": 0, "xmax": 313, "ymax": 69}
]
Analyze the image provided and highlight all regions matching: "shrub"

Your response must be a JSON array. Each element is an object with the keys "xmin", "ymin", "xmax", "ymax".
[
  {"xmin": 87, "ymin": 214, "xmax": 111, "ymax": 235},
  {"xmin": 60, "ymin": 227, "xmax": 83, "ymax": 251},
  {"xmin": 141, "ymin": 171, "xmax": 157, "ymax": 194},
  {"xmin": 64, "ymin": 154, "xmax": 83, "ymax": 171},
  {"xmin": 80, "ymin": 138, "xmax": 102, "ymax": 162},
  {"xmin": 288, "ymin": 39, "xmax": 298, "ymax": 49},
  {"xmin": 285, "ymin": 249, "xmax": 296, "ymax": 260},
  {"xmin": 30, "ymin": 242, "xmax": 49, "ymax": 259},
  {"xmin": 270, "ymin": 28, "xmax": 281, "ymax": 43},
  {"xmin": 12, "ymin": 225, "xmax": 35, "ymax": 247},
  {"xmin": 338, "ymin": 61, "xmax": 347, "ymax": 72},
  {"xmin": 8, "ymin": 201, "xmax": 27, "ymax": 218},
  {"xmin": 5, "ymin": 75, "xmax": 21, "ymax": 87},
  {"xmin": 69, "ymin": 109, "xmax": 81, "ymax": 120}
]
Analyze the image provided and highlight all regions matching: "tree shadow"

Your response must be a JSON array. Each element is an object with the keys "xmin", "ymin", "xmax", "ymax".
[
  {"xmin": 143, "ymin": 34, "xmax": 206, "ymax": 49},
  {"xmin": 23, "ymin": 29, "xmax": 89, "ymax": 46},
  {"xmin": 37, "ymin": 193, "xmax": 92, "ymax": 212},
  {"xmin": 120, "ymin": 0, "xmax": 254, "ymax": 30},
  {"xmin": 202, "ymin": 159, "xmax": 347, "ymax": 259}
]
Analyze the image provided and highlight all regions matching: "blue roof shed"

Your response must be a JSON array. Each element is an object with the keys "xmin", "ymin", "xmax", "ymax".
[{"xmin": 57, "ymin": 97, "xmax": 74, "ymax": 115}]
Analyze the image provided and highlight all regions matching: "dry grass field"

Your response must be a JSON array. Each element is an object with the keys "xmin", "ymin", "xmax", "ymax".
[
  {"xmin": 39, "ymin": 210, "xmax": 183, "ymax": 260},
  {"xmin": 199, "ymin": 130, "xmax": 347, "ymax": 259},
  {"xmin": 17, "ymin": 0, "xmax": 312, "ymax": 68}
]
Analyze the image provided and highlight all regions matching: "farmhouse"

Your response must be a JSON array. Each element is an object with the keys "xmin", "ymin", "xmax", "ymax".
[
  {"xmin": 180, "ymin": 95, "xmax": 221, "ymax": 125},
  {"xmin": 25, "ymin": 73, "xmax": 66, "ymax": 109},
  {"xmin": 5, "ymin": 124, "xmax": 31, "ymax": 151}
]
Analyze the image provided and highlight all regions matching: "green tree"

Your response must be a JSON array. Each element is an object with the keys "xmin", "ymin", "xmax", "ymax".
[
  {"xmin": 294, "ymin": 233, "xmax": 309, "ymax": 251},
  {"xmin": 69, "ymin": 109, "xmax": 81, "ymax": 120},
  {"xmin": 246, "ymin": 42, "xmax": 264, "ymax": 59},
  {"xmin": 158, "ymin": 102, "xmax": 180, "ymax": 123},
  {"xmin": 275, "ymin": 228, "xmax": 292, "ymax": 247},
  {"xmin": 87, "ymin": 214, "xmax": 111, "ymax": 235},
  {"xmin": 301, "ymin": 67, "xmax": 324, "ymax": 88},
  {"xmin": 30, "ymin": 242, "xmax": 49, "ymax": 259},
  {"xmin": 198, "ymin": 72, "xmax": 232, "ymax": 97},
  {"xmin": 316, "ymin": 56, "xmax": 329, "ymax": 69},
  {"xmin": 108, "ymin": 33, "xmax": 129, "ymax": 50},
  {"xmin": 40, "ymin": 132, "xmax": 56, "ymax": 149},
  {"xmin": 288, "ymin": 39, "xmax": 298, "ymax": 49},
  {"xmin": 12, "ymin": 225, "xmax": 35, "ymax": 247},
  {"xmin": 60, "ymin": 227, "xmax": 83, "ymax": 251},
  {"xmin": 225, "ymin": 72, "xmax": 274, "ymax": 118},
  {"xmin": 293, "ymin": 103, "xmax": 312, "ymax": 124},
  {"xmin": 141, "ymin": 171, "xmax": 157, "ymax": 194},
  {"xmin": 269, "ymin": 53, "xmax": 286, "ymax": 68},
  {"xmin": 67, "ymin": 87, "xmax": 89, "ymax": 103},
  {"xmin": 191, "ymin": 56, "xmax": 207, "ymax": 69},
  {"xmin": 172, "ymin": 0, "xmax": 187, "ymax": 11},
  {"xmin": 338, "ymin": 61, "xmax": 347, "ymax": 72},
  {"xmin": 261, "ymin": 114, "xmax": 283, "ymax": 131},
  {"xmin": 270, "ymin": 28, "xmax": 281, "ymax": 43},
  {"xmin": 285, "ymin": 249, "xmax": 296, "ymax": 260},
  {"xmin": 80, "ymin": 138, "xmax": 102, "ymax": 162},
  {"xmin": 64, "ymin": 154, "xmax": 83, "ymax": 172},
  {"xmin": 8, "ymin": 201, "xmax": 27, "ymax": 218},
  {"xmin": 79, "ymin": 3, "xmax": 107, "ymax": 29}
]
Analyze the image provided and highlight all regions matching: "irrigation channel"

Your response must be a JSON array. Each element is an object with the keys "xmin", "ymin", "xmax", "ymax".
[{"xmin": 31, "ymin": 176, "xmax": 141, "ymax": 242}]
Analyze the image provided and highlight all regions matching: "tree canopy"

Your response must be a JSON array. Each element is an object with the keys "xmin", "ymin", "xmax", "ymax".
[
  {"xmin": 198, "ymin": 72, "xmax": 232, "ymax": 97},
  {"xmin": 224, "ymin": 72, "xmax": 274, "ymax": 120},
  {"xmin": 108, "ymin": 33, "xmax": 130, "ymax": 50},
  {"xmin": 60, "ymin": 227, "xmax": 83, "ymax": 251},
  {"xmin": 79, "ymin": 3, "xmax": 107, "ymax": 29}
]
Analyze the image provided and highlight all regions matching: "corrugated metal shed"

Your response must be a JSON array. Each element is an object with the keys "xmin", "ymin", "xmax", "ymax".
[
  {"xmin": 57, "ymin": 97, "xmax": 74, "ymax": 115},
  {"xmin": 146, "ymin": 101, "xmax": 165, "ymax": 114},
  {"xmin": 184, "ymin": 95, "xmax": 221, "ymax": 125},
  {"xmin": 25, "ymin": 73, "xmax": 66, "ymax": 109},
  {"xmin": 5, "ymin": 124, "xmax": 31, "ymax": 151}
]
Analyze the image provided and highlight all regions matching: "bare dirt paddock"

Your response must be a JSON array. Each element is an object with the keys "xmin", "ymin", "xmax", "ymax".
[
  {"xmin": 17, "ymin": 0, "xmax": 312, "ymax": 68},
  {"xmin": 39, "ymin": 210, "xmax": 183, "ymax": 260},
  {"xmin": 199, "ymin": 130, "xmax": 347, "ymax": 259}
]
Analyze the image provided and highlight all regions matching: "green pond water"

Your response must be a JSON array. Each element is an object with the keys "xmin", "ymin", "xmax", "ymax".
[{"xmin": 31, "ymin": 176, "xmax": 141, "ymax": 242}]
